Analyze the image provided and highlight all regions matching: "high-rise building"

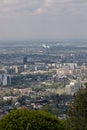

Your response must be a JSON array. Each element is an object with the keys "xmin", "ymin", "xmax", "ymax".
[
  {"xmin": 2, "ymin": 74, "xmax": 7, "ymax": 86},
  {"xmin": 23, "ymin": 56, "xmax": 27, "ymax": 64},
  {"xmin": 14, "ymin": 66, "xmax": 18, "ymax": 73},
  {"xmin": 7, "ymin": 75, "xmax": 11, "ymax": 86},
  {"xmin": 0, "ymin": 75, "xmax": 2, "ymax": 85}
]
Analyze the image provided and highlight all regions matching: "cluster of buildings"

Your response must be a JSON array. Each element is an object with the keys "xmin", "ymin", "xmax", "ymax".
[
  {"xmin": 0, "ymin": 74, "xmax": 11, "ymax": 86},
  {"xmin": 1, "ymin": 43, "xmax": 87, "ymax": 118}
]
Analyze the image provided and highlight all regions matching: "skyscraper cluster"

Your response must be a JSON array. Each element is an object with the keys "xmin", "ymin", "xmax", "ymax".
[{"xmin": 0, "ymin": 74, "xmax": 11, "ymax": 86}]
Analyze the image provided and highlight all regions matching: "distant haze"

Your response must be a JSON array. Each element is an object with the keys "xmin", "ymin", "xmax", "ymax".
[{"xmin": 0, "ymin": 0, "xmax": 87, "ymax": 40}]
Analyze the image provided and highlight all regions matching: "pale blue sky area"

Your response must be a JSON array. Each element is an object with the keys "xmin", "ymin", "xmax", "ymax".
[{"xmin": 0, "ymin": 0, "xmax": 87, "ymax": 40}]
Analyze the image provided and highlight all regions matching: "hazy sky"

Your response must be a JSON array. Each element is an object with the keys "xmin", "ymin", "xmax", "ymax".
[{"xmin": 0, "ymin": 0, "xmax": 87, "ymax": 40}]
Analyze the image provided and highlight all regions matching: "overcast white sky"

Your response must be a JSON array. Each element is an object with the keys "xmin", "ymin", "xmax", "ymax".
[{"xmin": 0, "ymin": 0, "xmax": 87, "ymax": 40}]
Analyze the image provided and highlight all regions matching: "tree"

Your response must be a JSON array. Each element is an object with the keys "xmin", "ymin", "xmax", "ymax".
[
  {"xmin": 67, "ymin": 86, "xmax": 87, "ymax": 130},
  {"xmin": 0, "ymin": 109, "xmax": 66, "ymax": 130}
]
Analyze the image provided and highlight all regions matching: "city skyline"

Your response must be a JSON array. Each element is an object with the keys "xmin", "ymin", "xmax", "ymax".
[{"xmin": 0, "ymin": 0, "xmax": 87, "ymax": 40}]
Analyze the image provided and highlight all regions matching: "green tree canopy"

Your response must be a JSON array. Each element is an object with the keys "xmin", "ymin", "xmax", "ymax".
[
  {"xmin": 0, "ymin": 109, "xmax": 65, "ymax": 130},
  {"xmin": 67, "ymin": 86, "xmax": 87, "ymax": 130}
]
